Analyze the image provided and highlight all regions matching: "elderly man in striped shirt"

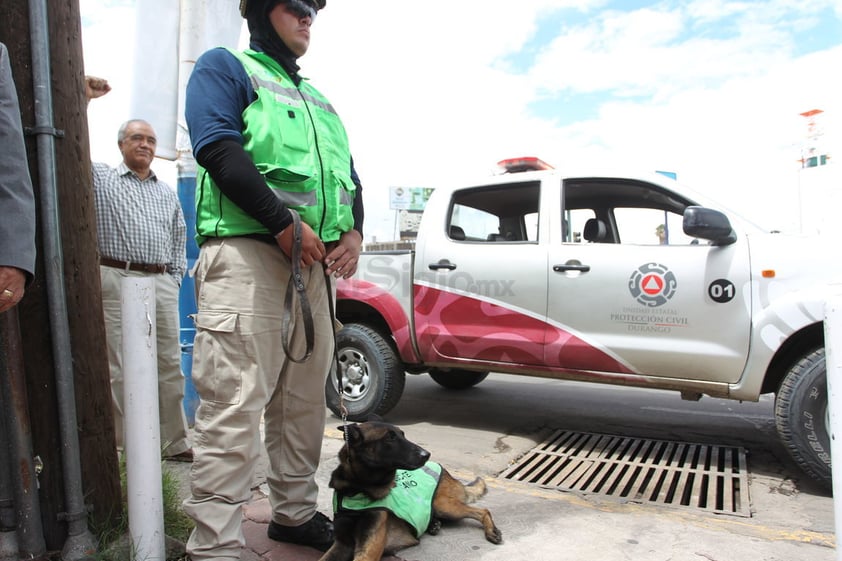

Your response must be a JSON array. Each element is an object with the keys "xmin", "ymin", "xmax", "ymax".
[{"xmin": 86, "ymin": 76, "xmax": 192, "ymax": 462}]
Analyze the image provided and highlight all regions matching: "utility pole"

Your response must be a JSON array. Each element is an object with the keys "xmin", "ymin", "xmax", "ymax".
[{"xmin": 0, "ymin": 0, "xmax": 121, "ymax": 551}]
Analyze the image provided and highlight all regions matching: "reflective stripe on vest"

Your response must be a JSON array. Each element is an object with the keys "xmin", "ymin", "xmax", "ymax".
[{"xmin": 249, "ymin": 74, "xmax": 338, "ymax": 115}]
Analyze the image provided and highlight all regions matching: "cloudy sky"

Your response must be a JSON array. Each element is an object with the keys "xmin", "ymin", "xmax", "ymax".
[{"xmin": 81, "ymin": 0, "xmax": 842, "ymax": 242}]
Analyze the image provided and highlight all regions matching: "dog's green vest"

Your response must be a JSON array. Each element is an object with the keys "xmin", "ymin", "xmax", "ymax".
[
  {"xmin": 195, "ymin": 48, "xmax": 356, "ymax": 245},
  {"xmin": 334, "ymin": 462, "xmax": 443, "ymax": 538}
]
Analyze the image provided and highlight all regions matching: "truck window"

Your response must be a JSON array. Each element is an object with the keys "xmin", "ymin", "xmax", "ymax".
[
  {"xmin": 564, "ymin": 209, "xmax": 595, "ymax": 243},
  {"xmin": 450, "ymin": 204, "xmax": 499, "ymax": 240},
  {"xmin": 448, "ymin": 182, "xmax": 540, "ymax": 243},
  {"xmin": 562, "ymin": 178, "xmax": 699, "ymax": 246},
  {"xmin": 613, "ymin": 207, "xmax": 698, "ymax": 245}
]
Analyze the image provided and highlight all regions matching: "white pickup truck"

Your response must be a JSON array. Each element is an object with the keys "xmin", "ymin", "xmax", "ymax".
[{"xmin": 331, "ymin": 157, "xmax": 841, "ymax": 488}]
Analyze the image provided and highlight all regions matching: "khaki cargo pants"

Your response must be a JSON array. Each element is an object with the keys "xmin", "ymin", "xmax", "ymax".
[{"xmin": 184, "ymin": 237, "xmax": 333, "ymax": 561}]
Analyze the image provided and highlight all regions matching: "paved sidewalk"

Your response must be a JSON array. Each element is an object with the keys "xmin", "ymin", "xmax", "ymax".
[
  {"xmin": 170, "ymin": 414, "xmax": 835, "ymax": 561},
  {"xmin": 240, "ymin": 493, "xmax": 404, "ymax": 561},
  {"xmin": 171, "ymin": 425, "xmax": 407, "ymax": 561},
  {"xmin": 237, "ymin": 426, "xmax": 406, "ymax": 561}
]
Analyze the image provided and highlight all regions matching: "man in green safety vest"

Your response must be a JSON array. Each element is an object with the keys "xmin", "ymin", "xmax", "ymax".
[{"xmin": 183, "ymin": 0, "xmax": 364, "ymax": 558}]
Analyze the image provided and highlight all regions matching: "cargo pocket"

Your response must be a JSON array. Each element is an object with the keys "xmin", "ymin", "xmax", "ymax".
[
  {"xmin": 278, "ymin": 106, "xmax": 310, "ymax": 153},
  {"xmin": 257, "ymin": 163, "xmax": 316, "ymax": 211},
  {"xmin": 332, "ymin": 169, "xmax": 356, "ymax": 202},
  {"xmin": 256, "ymin": 162, "xmax": 312, "ymax": 187},
  {"xmin": 332, "ymin": 169, "xmax": 356, "ymax": 232},
  {"xmin": 192, "ymin": 311, "xmax": 243, "ymax": 405}
]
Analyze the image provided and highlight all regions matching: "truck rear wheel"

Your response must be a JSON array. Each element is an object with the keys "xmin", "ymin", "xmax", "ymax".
[
  {"xmin": 428, "ymin": 368, "xmax": 489, "ymax": 389},
  {"xmin": 774, "ymin": 348, "xmax": 831, "ymax": 488},
  {"xmin": 325, "ymin": 323, "xmax": 405, "ymax": 421}
]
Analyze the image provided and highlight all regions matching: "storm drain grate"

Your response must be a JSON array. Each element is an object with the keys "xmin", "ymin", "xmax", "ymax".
[{"xmin": 500, "ymin": 429, "xmax": 750, "ymax": 517}]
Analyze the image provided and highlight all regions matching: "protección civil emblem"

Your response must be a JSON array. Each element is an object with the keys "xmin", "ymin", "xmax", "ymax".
[{"xmin": 628, "ymin": 263, "xmax": 677, "ymax": 307}]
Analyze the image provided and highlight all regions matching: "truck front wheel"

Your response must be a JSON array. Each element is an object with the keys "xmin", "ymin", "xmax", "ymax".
[
  {"xmin": 774, "ymin": 348, "xmax": 831, "ymax": 489},
  {"xmin": 325, "ymin": 323, "xmax": 405, "ymax": 421}
]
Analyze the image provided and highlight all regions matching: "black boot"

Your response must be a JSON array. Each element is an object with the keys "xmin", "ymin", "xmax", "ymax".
[{"xmin": 267, "ymin": 511, "xmax": 334, "ymax": 551}]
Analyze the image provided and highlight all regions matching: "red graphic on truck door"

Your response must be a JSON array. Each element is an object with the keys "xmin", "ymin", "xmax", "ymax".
[{"xmin": 414, "ymin": 285, "xmax": 634, "ymax": 374}]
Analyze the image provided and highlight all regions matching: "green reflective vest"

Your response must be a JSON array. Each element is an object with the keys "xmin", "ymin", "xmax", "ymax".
[
  {"xmin": 195, "ymin": 48, "xmax": 356, "ymax": 245},
  {"xmin": 334, "ymin": 462, "xmax": 443, "ymax": 538}
]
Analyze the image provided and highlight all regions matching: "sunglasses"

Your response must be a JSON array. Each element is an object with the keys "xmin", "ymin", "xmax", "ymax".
[{"xmin": 282, "ymin": 0, "xmax": 317, "ymax": 22}]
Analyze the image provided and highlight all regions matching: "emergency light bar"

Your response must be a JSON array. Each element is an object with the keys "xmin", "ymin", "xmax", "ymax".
[{"xmin": 497, "ymin": 157, "xmax": 554, "ymax": 173}]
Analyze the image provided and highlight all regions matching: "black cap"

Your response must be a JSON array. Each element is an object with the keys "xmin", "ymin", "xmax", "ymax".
[{"xmin": 239, "ymin": 0, "xmax": 326, "ymax": 17}]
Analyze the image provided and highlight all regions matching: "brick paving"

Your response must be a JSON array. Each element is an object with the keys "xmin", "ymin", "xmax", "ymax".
[{"xmin": 240, "ymin": 494, "xmax": 404, "ymax": 561}]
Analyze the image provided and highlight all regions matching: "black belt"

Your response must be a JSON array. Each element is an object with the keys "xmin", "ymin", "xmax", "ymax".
[
  {"xmin": 100, "ymin": 257, "xmax": 167, "ymax": 274},
  {"xmin": 241, "ymin": 233, "xmax": 277, "ymax": 245}
]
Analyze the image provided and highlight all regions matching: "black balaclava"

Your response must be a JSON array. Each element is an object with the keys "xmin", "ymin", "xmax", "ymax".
[{"xmin": 246, "ymin": 0, "xmax": 302, "ymax": 84}]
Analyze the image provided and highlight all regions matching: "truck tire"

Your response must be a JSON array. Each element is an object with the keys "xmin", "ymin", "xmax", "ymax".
[
  {"xmin": 325, "ymin": 323, "xmax": 405, "ymax": 421},
  {"xmin": 428, "ymin": 368, "xmax": 489, "ymax": 390},
  {"xmin": 774, "ymin": 348, "xmax": 831, "ymax": 488}
]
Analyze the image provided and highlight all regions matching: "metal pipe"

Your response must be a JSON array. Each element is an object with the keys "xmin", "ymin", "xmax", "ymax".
[
  {"xmin": 123, "ymin": 277, "xmax": 165, "ymax": 561},
  {"xmin": 0, "ymin": 339, "xmax": 19, "ymax": 561},
  {"xmin": 26, "ymin": 2, "xmax": 97, "ymax": 559},
  {"xmin": 0, "ymin": 310, "xmax": 46, "ymax": 560},
  {"xmin": 0, "ymin": 405, "xmax": 16, "ymax": 561},
  {"xmin": 825, "ymin": 297, "xmax": 842, "ymax": 561}
]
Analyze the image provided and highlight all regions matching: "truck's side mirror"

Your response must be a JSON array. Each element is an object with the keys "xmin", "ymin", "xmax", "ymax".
[{"xmin": 683, "ymin": 206, "xmax": 737, "ymax": 246}]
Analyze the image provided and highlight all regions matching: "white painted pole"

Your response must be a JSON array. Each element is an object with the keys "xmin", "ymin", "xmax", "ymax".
[
  {"xmin": 825, "ymin": 296, "xmax": 842, "ymax": 561},
  {"xmin": 122, "ymin": 276, "xmax": 165, "ymax": 561}
]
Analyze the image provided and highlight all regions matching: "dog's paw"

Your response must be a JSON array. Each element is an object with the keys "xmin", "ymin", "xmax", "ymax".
[
  {"xmin": 427, "ymin": 518, "xmax": 442, "ymax": 535},
  {"xmin": 485, "ymin": 526, "xmax": 503, "ymax": 545}
]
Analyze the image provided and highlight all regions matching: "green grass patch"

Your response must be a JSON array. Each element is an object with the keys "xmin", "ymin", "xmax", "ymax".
[{"xmin": 86, "ymin": 453, "xmax": 194, "ymax": 560}]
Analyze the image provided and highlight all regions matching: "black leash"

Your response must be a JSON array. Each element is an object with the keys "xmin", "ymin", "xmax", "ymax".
[
  {"xmin": 281, "ymin": 210, "xmax": 315, "ymax": 363},
  {"xmin": 323, "ymin": 269, "xmax": 348, "ymax": 422},
  {"xmin": 280, "ymin": 210, "xmax": 348, "ymax": 421}
]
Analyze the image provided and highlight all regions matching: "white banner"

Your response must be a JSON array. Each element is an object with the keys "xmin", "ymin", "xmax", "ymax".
[{"xmin": 130, "ymin": 0, "xmax": 243, "ymax": 160}]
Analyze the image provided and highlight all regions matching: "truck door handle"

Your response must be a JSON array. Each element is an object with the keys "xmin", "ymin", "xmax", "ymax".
[
  {"xmin": 429, "ymin": 259, "xmax": 457, "ymax": 271},
  {"xmin": 553, "ymin": 263, "xmax": 591, "ymax": 273}
]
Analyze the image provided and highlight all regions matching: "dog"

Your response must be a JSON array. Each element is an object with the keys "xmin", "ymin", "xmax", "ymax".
[{"xmin": 317, "ymin": 419, "xmax": 503, "ymax": 561}]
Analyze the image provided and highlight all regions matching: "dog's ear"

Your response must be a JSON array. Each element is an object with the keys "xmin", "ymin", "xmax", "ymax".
[{"xmin": 338, "ymin": 423, "xmax": 363, "ymax": 443}]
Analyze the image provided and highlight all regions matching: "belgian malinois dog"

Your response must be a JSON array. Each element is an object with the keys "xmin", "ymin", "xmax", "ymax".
[{"xmin": 318, "ymin": 419, "xmax": 503, "ymax": 561}]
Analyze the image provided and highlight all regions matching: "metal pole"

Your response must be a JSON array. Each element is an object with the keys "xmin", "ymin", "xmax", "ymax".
[
  {"xmin": 26, "ymin": 1, "xmax": 97, "ymax": 558},
  {"xmin": 0, "ymin": 408, "xmax": 16, "ymax": 561},
  {"xmin": 122, "ymin": 276, "xmax": 165, "ymax": 561},
  {"xmin": 0, "ymin": 310, "xmax": 46, "ymax": 560},
  {"xmin": 176, "ymin": 0, "xmax": 201, "ymax": 426}
]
